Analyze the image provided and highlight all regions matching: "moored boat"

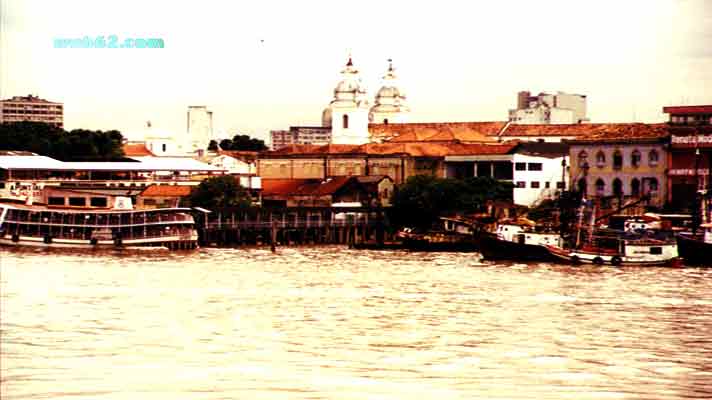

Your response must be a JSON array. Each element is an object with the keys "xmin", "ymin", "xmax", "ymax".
[
  {"xmin": 0, "ymin": 203, "xmax": 199, "ymax": 250},
  {"xmin": 676, "ymin": 223, "xmax": 712, "ymax": 266},
  {"xmin": 479, "ymin": 220, "xmax": 561, "ymax": 261}
]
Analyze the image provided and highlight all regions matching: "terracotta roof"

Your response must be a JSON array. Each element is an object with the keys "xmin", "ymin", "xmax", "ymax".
[
  {"xmin": 262, "ymin": 177, "xmax": 358, "ymax": 196},
  {"xmin": 561, "ymin": 123, "xmax": 670, "ymax": 143},
  {"xmin": 663, "ymin": 105, "xmax": 712, "ymax": 115},
  {"xmin": 260, "ymin": 142, "xmax": 516, "ymax": 158},
  {"xmin": 370, "ymin": 121, "xmax": 505, "ymax": 143},
  {"xmin": 123, "ymin": 143, "xmax": 153, "ymax": 156},
  {"xmin": 140, "ymin": 185, "xmax": 192, "ymax": 197}
]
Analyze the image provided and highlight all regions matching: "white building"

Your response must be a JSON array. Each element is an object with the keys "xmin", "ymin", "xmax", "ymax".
[
  {"xmin": 187, "ymin": 106, "xmax": 213, "ymax": 151},
  {"xmin": 328, "ymin": 57, "xmax": 371, "ymax": 145},
  {"xmin": 509, "ymin": 91, "xmax": 588, "ymax": 125},
  {"xmin": 511, "ymin": 142, "xmax": 569, "ymax": 207},
  {"xmin": 369, "ymin": 60, "xmax": 409, "ymax": 125}
]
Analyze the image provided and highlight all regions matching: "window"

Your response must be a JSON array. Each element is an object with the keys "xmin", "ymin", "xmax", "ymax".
[
  {"xmin": 162, "ymin": 143, "xmax": 167, "ymax": 153},
  {"xmin": 613, "ymin": 178, "xmax": 623, "ymax": 197},
  {"xmin": 528, "ymin": 163, "xmax": 542, "ymax": 171},
  {"xmin": 577, "ymin": 178, "xmax": 587, "ymax": 194},
  {"xmin": 631, "ymin": 178, "xmax": 640, "ymax": 197},
  {"xmin": 342, "ymin": 114, "xmax": 349, "ymax": 129},
  {"xmin": 516, "ymin": 181, "xmax": 526, "ymax": 188},
  {"xmin": 650, "ymin": 247, "xmax": 662, "ymax": 255},
  {"xmin": 595, "ymin": 178, "xmax": 605, "ymax": 195},
  {"xmin": 90, "ymin": 197, "xmax": 108, "ymax": 207},
  {"xmin": 631, "ymin": 149, "xmax": 641, "ymax": 168},
  {"xmin": 596, "ymin": 151, "xmax": 606, "ymax": 167},
  {"xmin": 613, "ymin": 150, "xmax": 623, "ymax": 170},
  {"xmin": 556, "ymin": 181, "xmax": 565, "ymax": 189},
  {"xmin": 48, "ymin": 197, "xmax": 65, "ymax": 206},
  {"xmin": 68, "ymin": 197, "xmax": 86, "ymax": 206},
  {"xmin": 545, "ymin": 182, "xmax": 550, "ymax": 188},
  {"xmin": 383, "ymin": 118, "xmax": 389, "ymax": 124},
  {"xmin": 531, "ymin": 181, "xmax": 540, "ymax": 188},
  {"xmin": 649, "ymin": 150, "xmax": 659, "ymax": 166},
  {"xmin": 515, "ymin": 162, "xmax": 526, "ymax": 171},
  {"xmin": 648, "ymin": 178, "xmax": 659, "ymax": 192},
  {"xmin": 578, "ymin": 150, "xmax": 588, "ymax": 167}
]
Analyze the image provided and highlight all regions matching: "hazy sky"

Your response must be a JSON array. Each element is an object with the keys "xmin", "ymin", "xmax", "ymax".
[{"xmin": 1, "ymin": 0, "xmax": 711, "ymax": 141}]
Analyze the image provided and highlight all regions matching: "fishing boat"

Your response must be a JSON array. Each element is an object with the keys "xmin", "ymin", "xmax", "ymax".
[
  {"xmin": 0, "ymin": 202, "xmax": 199, "ymax": 250},
  {"xmin": 479, "ymin": 219, "xmax": 561, "ymax": 261},
  {"xmin": 546, "ymin": 231, "xmax": 682, "ymax": 266},
  {"xmin": 396, "ymin": 216, "xmax": 480, "ymax": 252},
  {"xmin": 676, "ymin": 223, "xmax": 712, "ymax": 265}
]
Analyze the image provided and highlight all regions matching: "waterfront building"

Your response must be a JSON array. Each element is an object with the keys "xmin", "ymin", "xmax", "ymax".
[
  {"xmin": 0, "ymin": 95, "xmax": 64, "ymax": 128},
  {"xmin": 187, "ymin": 106, "xmax": 213, "ymax": 151},
  {"xmin": 508, "ymin": 91, "xmax": 588, "ymax": 125},
  {"xmin": 368, "ymin": 60, "xmax": 410, "ymax": 125},
  {"xmin": 664, "ymin": 105, "xmax": 712, "ymax": 211},
  {"xmin": 261, "ymin": 176, "xmax": 371, "ymax": 208},
  {"xmin": 566, "ymin": 124, "xmax": 669, "ymax": 208},
  {"xmin": 511, "ymin": 142, "xmax": 569, "ymax": 207},
  {"xmin": 136, "ymin": 185, "xmax": 192, "ymax": 209}
]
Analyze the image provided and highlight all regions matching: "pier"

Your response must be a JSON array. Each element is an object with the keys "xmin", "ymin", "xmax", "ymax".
[{"xmin": 197, "ymin": 207, "xmax": 392, "ymax": 247}]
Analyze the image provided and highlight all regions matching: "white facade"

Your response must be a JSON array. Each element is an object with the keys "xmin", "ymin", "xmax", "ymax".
[
  {"xmin": 509, "ymin": 91, "xmax": 588, "ymax": 124},
  {"xmin": 207, "ymin": 154, "xmax": 256, "ymax": 175},
  {"xmin": 329, "ymin": 57, "xmax": 371, "ymax": 145},
  {"xmin": 369, "ymin": 60, "xmax": 409, "ymax": 124},
  {"xmin": 187, "ymin": 106, "xmax": 213, "ymax": 151},
  {"xmin": 512, "ymin": 153, "xmax": 569, "ymax": 207}
]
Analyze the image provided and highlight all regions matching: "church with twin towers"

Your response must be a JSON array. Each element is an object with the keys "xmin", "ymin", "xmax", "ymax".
[{"xmin": 270, "ymin": 57, "xmax": 410, "ymax": 149}]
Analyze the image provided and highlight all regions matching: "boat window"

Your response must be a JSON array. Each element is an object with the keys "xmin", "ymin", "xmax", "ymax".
[
  {"xmin": 68, "ymin": 197, "xmax": 86, "ymax": 206},
  {"xmin": 48, "ymin": 197, "xmax": 65, "ymax": 206},
  {"xmin": 90, "ymin": 197, "xmax": 108, "ymax": 207},
  {"xmin": 650, "ymin": 247, "xmax": 662, "ymax": 255}
]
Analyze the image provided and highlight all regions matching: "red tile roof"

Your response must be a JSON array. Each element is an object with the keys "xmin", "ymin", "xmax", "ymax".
[
  {"xmin": 140, "ymin": 185, "xmax": 192, "ymax": 197},
  {"xmin": 260, "ymin": 142, "xmax": 516, "ymax": 158},
  {"xmin": 261, "ymin": 179, "xmax": 313, "ymax": 196},
  {"xmin": 663, "ymin": 105, "xmax": 712, "ymax": 115},
  {"xmin": 123, "ymin": 143, "xmax": 154, "ymax": 156},
  {"xmin": 561, "ymin": 123, "xmax": 670, "ymax": 143},
  {"xmin": 369, "ymin": 121, "xmax": 505, "ymax": 143},
  {"xmin": 262, "ymin": 177, "xmax": 357, "ymax": 196}
]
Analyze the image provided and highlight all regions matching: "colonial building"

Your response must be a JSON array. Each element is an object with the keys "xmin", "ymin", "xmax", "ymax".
[
  {"xmin": 328, "ymin": 57, "xmax": 371, "ymax": 145},
  {"xmin": 508, "ymin": 91, "xmax": 588, "ymax": 124},
  {"xmin": 369, "ymin": 60, "xmax": 409, "ymax": 125},
  {"xmin": 510, "ymin": 142, "xmax": 569, "ymax": 207},
  {"xmin": 567, "ymin": 124, "xmax": 669, "ymax": 208},
  {"xmin": 664, "ymin": 105, "xmax": 712, "ymax": 210},
  {"xmin": 0, "ymin": 95, "xmax": 64, "ymax": 128}
]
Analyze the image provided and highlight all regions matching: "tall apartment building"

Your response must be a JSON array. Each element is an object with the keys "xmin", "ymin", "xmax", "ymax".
[
  {"xmin": 509, "ymin": 91, "xmax": 588, "ymax": 125},
  {"xmin": 270, "ymin": 126, "xmax": 331, "ymax": 150},
  {"xmin": 0, "ymin": 95, "xmax": 64, "ymax": 128},
  {"xmin": 187, "ymin": 106, "xmax": 213, "ymax": 151}
]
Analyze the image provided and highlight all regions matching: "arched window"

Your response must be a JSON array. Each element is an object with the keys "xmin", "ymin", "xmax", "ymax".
[
  {"xmin": 578, "ymin": 150, "xmax": 588, "ymax": 167},
  {"xmin": 649, "ymin": 150, "xmax": 659, "ymax": 166},
  {"xmin": 648, "ymin": 177, "xmax": 659, "ymax": 192},
  {"xmin": 595, "ymin": 178, "xmax": 605, "ymax": 195},
  {"xmin": 383, "ymin": 118, "xmax": 389, "ymax": 125},
  {"xmin": 342, "ymin": 114, "xmax": 349, "ymax": 129},
  {"xmin": 613, "ymin": 150, "xmax": 623, "ymax": 170},
  {"xmin": 613, "ymin": 178, "xmax": 623, "ymax": 197},
  {"xmin": 577, "ymin": 178, "xmax": 587, "ymax": 195},
  {"xmin": 631, "ymin": 149, "xmax": 641, "ymax": 168},
  {"xmin": 595, "ymin": 151, "xmax": 606, "ymax": 168},
  {"xmin": 631, "ymin": 178, "xmax": 640, "ymax": 197}
]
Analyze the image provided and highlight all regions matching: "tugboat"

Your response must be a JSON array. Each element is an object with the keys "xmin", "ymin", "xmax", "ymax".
[{"xmin": 479, "ymin": 218, "xmax": 561, "ymax": 261}]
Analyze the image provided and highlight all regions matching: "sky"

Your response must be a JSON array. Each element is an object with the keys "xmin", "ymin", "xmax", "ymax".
[{"xmin": 1, "ymin": 0, "xmax": 711, "ymax": 142}]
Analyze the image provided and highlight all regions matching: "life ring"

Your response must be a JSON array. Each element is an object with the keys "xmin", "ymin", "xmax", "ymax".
[
  {"xmin": 11, "ymin": 233, "xmax": 20, "ymax": 242},
  {"xmin": 611, "ymin": 256, "xmax": 622, "ymax": 266},
  {"xmin": 570, "ymin": 255, "xmax": 580, "ymax": 264},
  {"xmin": 44, "ymin": 235, "xmax": 52, "ymax": 244},
  {"xmin": 593, "ymin": 256, "xmax": 604, "ymax": 265}
]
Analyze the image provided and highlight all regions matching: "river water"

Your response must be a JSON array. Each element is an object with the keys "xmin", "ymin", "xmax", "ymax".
[{"xmin": 1, "ymin": 246, "xmax": 711, "ymax": 399}]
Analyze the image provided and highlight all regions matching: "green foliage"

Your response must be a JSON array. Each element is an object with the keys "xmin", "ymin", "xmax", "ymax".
[
  {"xmin": 218, "ymin": 134, "xmax": 267, "ymax": 151},
  {"xmin": 188, "ymin": 175, "xmax": 252, "ymax": 210},
  {"xmin": 389, "ymin": 175, "xmax": 513, "ymax": 229},
  {"xmin": 207, "ymin": 140, "xmax": 219, "ymax": 151},
  {"xmin": 0, "ymin": 121, "xmax": 124, "ymax": 161}
]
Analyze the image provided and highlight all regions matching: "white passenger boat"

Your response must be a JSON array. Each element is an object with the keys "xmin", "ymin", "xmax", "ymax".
[{"xmin": 0, "ymin": 203, "xmax": 198, "ymax": 250}]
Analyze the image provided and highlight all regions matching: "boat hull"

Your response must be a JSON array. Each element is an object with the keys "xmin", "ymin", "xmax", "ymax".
[
  {"xmin": 546, "ymin": 245, "xmax": 682, "ymax": 267},
  {"xmin": 479, "ymin": 233, "xmax": 556, "ymax": 261},
  {"xmin": 0, "ymin": 233, "xmax": 198, "ymax": 250},
  {"xmin": 676, "ymin": 234, "xmax": 712, "ymax": 266}
]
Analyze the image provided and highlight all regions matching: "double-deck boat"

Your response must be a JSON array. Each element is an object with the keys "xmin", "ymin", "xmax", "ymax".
[{"xmin": 0, "ymin": 203, "xmax": 199, "ymax": 250}]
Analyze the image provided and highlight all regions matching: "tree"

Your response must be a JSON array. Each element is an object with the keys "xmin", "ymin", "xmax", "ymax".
[
  {"xmin": 207, "ymin": 140, "xmax": 218, "ymax": 151},
  {"xmin": 389, "ymin": 175, "xmax": 513, "ymax": 229},
  {"xmin": 0, "ymin": 121, "xmax": 124, "ymax": 161},
  {"xmin": 188, "ymin": 175, "xmax": 252, "ymax": 210},
  {"xmin": 218, "ymin": 134, "xmax": 267, "ymax": 151}
]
